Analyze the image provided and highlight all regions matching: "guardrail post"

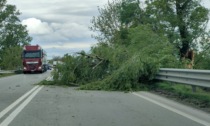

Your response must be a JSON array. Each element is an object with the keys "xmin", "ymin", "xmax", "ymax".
[{"xmin": 191, "ymin": 85, "xmax": 196, "ymax": 93}]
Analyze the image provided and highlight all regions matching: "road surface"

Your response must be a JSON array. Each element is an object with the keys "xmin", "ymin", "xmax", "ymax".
[{"xmin": 0, "ymin": 71, "xmax": 209, "ymax": 126}]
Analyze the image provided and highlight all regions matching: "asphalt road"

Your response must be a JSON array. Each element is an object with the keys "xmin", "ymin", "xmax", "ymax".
[
  {"xmin": 0, "ymin": 71, "xmax": 51, "ymax": 115},
  {"xmin": 0, "ymin": 72, "xmax": 210, "ymax": 126}
]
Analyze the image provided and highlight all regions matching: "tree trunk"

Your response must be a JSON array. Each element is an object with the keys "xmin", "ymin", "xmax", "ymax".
[{"xmin": 176, "ymin": 0, "xmax": 190, "ymax": 60}]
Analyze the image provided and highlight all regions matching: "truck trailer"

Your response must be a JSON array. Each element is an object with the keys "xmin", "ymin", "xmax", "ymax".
[{"xmin": 22, "ymin": 45, "xmax": 47, "ymax": 73}]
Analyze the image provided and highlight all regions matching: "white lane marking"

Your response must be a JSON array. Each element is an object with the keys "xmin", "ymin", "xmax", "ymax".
[
  {"xmin": 46, "ymin": 76, "xmax": 50, "ymax": 81},
  {"xmin": 0, "ymin": 85, "xmax": 39, "ymax": 119},
  {"xmin": 132, "ymin": 92, "xmax": 210, "ymax": 126},
  {"xmin": 46, "ymin": 76, "xmax": 53, "ymax": 81},
  {"xmin": 0, "ymin": 86, "xmax": 43, "ymax": 126}
]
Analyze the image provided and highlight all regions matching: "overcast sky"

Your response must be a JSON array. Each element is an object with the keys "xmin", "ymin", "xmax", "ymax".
[
  {"xmin": 6, "ymin": 0, "xmax": 210, "ymax": 59},
  {"xmin": 6, "ymin": 0, "xmax": 108, "ymax": 59}
]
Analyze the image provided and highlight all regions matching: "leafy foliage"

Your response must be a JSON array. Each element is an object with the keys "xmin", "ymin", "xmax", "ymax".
[
  {"xmin": 193, "ymin": 31, "xmax": 210, "ymax": 70},
  {"xmin": 194, "ymin": 48, "xmax": 210, "ymax": 69}
]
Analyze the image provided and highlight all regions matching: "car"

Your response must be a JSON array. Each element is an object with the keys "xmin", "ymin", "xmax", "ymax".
[{"xmin": 47, "ymin": 64, "xmax": 52, "ymax": 70}]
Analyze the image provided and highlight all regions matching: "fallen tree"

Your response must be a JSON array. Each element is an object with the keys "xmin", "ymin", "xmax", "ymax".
[{"xmin": 52, "ymin": 25, "xmax": 180, "ymax": 90}]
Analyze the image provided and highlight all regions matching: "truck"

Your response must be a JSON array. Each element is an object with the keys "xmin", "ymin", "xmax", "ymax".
[
  {"xmin": 22, "ymin": 45, "xmax": 47, "ymax": 73},
  {"xmin": 53, "ymin": 61, "xmax": 57, "ymax": 67}
]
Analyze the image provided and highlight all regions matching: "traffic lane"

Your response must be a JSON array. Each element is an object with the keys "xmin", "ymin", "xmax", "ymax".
[
  {"xmin": 0, "ymin": 71, "xmax": 51, "ymax": 112},
  {"xmin": 10, "ymin": 87, "xmax": 204, "ymax": 126}
]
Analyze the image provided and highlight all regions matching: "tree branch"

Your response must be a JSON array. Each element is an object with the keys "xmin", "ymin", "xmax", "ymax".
[
  {"xmin": 92, "ymin": 60, "xmax": 104, "ymax": 69},
  {"xmin": 181, "ymin": 0, "xmax": 191, "ymax": 10},
  {"xmin": 76, "ymin": 52, "xmax": 107, "ymax": 69},
  {"xmin": 77, "ymin": 52, "xmax": 104, "ymax": 61}
]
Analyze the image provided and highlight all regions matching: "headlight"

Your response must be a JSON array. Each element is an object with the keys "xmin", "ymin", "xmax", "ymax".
[
  {"xmin": 24, "ymin": 67, "xmax": 26, "ymax": 70},
  {"xmin": 38, "ymin": 66, "xmax": 42, "ymax": 69}
]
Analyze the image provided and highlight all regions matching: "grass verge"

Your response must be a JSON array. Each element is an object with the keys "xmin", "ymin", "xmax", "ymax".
[
  {"xmin": 0, "ymin": 70, "xmax": 22, "ymax": 78},
  {"xmin": 151, "ymin": 81, "xmax": 210, "ymax": 113}
]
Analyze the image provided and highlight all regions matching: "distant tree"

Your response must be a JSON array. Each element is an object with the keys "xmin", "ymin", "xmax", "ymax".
[
  {"xmin": 0, "ymin": 46, "xmax": 22, "ymax": 70},
  {"xmin": 52, "ymin": 56, "xmax": 62, "ymax": 61}
]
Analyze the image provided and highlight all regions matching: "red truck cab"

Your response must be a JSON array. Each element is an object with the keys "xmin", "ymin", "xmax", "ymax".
[{"xmin": 22, "ymin": 45, "xmax": 47, "ymax": 73}]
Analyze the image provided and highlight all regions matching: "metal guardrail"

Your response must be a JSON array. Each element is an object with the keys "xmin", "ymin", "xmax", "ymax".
[
  {"xmin": 0, "ymin": 70, "xmax": 15, "ymax": 74},
  {"xmin": 156, "ymin": 68, "xmax": 210, "ymax": 88}
]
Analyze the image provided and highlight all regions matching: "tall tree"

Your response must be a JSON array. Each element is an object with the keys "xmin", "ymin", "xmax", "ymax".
[
  {"xmin": 0, "ymin": 0, "xmax": 32, "ymax": 69},
  {"xmin": 90, "ymin": 0, "xmax": 143, "ymax": 45},
  {"xmin": 145, "ymin": 0, "xmax": 209, "ymax": 60},
  {"xmin": 0, "ymin": 1, "xmax": 32, "ymax": 49},
  {"xmin": 90, "ymin": 0, "xmax": 122, "ymax": 44}
]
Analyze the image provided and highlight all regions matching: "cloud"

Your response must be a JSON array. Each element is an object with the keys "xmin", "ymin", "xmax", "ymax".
[
  {"xmin": 51, "ymin": 22, "xmax": 92, "ymax": 38},
  {"xmin": 22, "ymin": 18, "xmax": 95, "ymax": 46},
  {"xmin": 22, "ymin": 18, "xmax": 53, "ymax": 35}
]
